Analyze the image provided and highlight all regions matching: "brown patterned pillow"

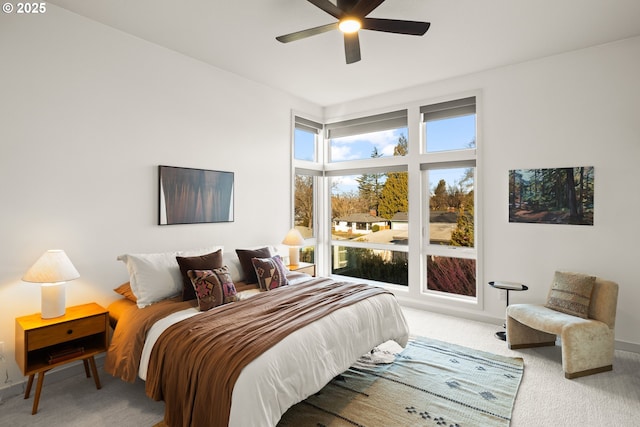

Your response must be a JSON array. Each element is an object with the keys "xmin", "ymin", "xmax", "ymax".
[
  {"xmin": 187, "ymin": 270, "xmax": 224, "ymax": 311},
  {"xmin": 545, "ymin": 271, "xmax": 595, "ymax": 318},
  {"xmin": 177, "ymin": 250, "xmax": 224, "ymax": 301},
  {"xmin": 251, "ymin": 256, "xmax": 289, "ymax": 291},
  {"xmin": 235, "ymin": 247, "xmax": 271, "ymax": 284}
]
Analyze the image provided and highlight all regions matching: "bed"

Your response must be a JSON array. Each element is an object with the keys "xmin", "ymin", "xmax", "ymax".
[{"xmin": 105, "ymin": 247, "xmax": 409, "ymax": 427}]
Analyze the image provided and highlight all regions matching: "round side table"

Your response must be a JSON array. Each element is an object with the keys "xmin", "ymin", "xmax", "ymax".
[{"xmin": 489, "ymin": 281, "xmax": 528, "ymax": 341}]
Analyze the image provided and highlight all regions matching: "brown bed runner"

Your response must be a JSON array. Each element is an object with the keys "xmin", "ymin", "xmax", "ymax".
[{"xmin": 145, "ymin": 278, "xmax": 391, "ymax": 427}]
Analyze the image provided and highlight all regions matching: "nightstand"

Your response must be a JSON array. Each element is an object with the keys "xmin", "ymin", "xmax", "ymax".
[
  {"xmin": 15, "ymin": 303, "xmax": 109, "ymax": 414},
  {"xmin": 288, "ymin": 262, "xmax": 316, "ymax": 276}
]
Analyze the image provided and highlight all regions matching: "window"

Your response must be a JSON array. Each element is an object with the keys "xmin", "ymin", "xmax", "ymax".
[
  {"xmin": 293, "ymin": 116, "xmax": 323, "ymax": 263},
  {"xmin": 294, "ymin": 116, "xmax": 322, "ymax": 162},
  {"xmin": 326, "ymin": 110, "xmax": 408, "ymax": 162},
  {"xmin": 421, "ymin": 97, "xmax": 477, "ymax": 298},
  {"xmin": 326, "ymin": 110, "xmax": 409, "ymax": 286},
  {"xmin": 423, "ymin": 97, "xmax": 476, "ymax": 152},
  {"xmin": 291, "ymin": 95, "xmax": 479, "ymax": 305}
]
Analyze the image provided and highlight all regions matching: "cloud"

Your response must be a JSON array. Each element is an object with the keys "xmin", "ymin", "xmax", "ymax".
[{"xmin": 331, "ymin": 129, "xmax": 404, "ymax": 160}]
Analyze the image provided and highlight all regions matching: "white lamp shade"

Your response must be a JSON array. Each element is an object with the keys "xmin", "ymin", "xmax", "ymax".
[
  {"xmin": 281, "ymin": 228, "xmax": 305, "ymax": 247},
  {"xmin": 22, "ymin": 249, "xmax": 80, "ymax": 283},
  {"xmin": 23, "ymin": 249, "xmax": 79, "ymax": 319}
]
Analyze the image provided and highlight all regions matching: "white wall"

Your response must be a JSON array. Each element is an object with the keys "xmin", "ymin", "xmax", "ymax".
[
  {"xmin": 0, "ymin": 6, "xmax": 320, "ymax": 390},
  {"xmin": 325, "ymin": 36, "xmax": 640, "ymax": 351}
]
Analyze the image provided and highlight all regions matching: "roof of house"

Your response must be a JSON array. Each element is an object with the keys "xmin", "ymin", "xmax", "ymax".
[
  {"xmin": 391, "ymin": 212, "xmax": 408, "ymax": 222},
  {"xmin": 334, "ymin": 213, "xmax": 389, "ymax": 223}
]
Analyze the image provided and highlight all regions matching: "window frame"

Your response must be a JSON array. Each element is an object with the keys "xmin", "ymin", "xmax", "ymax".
[
  {"xmin": 291, "ymin": 92, "xmax": 482, "ymax": 310},
  {"xmin": 419, "ymin": 95, "xmax": 480, "ymax": 307},
  {"xmin": 291, "ymin": 114, "xmax": 324, "ymax": 268}
]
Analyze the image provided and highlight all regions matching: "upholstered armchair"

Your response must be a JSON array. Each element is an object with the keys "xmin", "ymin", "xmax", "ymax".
[{"xmin": 506, "ymin": 271, "xmax": 619, "ymax": 379}]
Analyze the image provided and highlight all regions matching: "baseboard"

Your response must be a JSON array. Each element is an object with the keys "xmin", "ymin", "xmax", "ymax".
[
  {"xmin": 0, "ymin": 354, "xmax": 106, "ymax": 402},
  {"xmin": 398, "ymin": 299, "xmax": 506, "ymax": 327},
  {"xmin": 615, "ymin": 340, "xmax": 640, "ymax": 354}
]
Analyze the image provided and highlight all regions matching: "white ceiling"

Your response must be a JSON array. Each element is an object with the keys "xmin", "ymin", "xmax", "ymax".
[{"xmin": 48, "ymin": 0, "xmax": 640, "ymax": 106}]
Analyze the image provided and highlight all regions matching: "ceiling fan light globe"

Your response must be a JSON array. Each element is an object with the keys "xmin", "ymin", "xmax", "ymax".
[{"xmin": 339, "ymin": 18, "xmax": 361, "ymax": 34}]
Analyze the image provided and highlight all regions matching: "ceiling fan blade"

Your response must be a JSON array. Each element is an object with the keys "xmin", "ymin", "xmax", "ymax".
[
  {"xmin": 362, "ymin": 18, "xmax": 430, "ymax": 36},
  {"xmin": 308, "ymin": 0, "xmax": 344, "ymax": 19},
  {"xmin": 344, "ymin": 32, "xmax": 361, "ymax": 64},
  {"xmin": 350, "ymin": 0, "xmax": 386, "ymax": 17},
  {"xmin": 276, "ymin": 22, "xmax": 339, "ymax": 43}
]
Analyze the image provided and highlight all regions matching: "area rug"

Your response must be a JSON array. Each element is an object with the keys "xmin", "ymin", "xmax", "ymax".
[{"xmin": 277, "ymin": 337, "xmax": 524, "ymax": 427}]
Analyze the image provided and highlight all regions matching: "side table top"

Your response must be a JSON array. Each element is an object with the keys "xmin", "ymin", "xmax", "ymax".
[{"xmin": 488, "ymin": 281, "xmax": 528, "ymax": 291}]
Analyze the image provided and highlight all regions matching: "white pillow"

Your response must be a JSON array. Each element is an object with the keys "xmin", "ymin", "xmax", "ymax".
[
  {"xmin": 223, "ymin": 252, "xmax": 243, "ymax": 283},
  {"xmin": 117, "ymin": 246, "xmax": 223, "ymax": 308}
]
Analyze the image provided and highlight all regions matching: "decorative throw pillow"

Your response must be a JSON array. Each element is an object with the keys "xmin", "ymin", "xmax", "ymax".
[
  {"xmin": 188, "ymin": 267, "xmax": 239, "ymax": 308},
  {"xmin": 251, "ymin": 256, "xmax": 289, "ymax": 291},
  {"xmin": 113, "ymin": 282, "xmax": 137, "ymax": 303},
  {"xmin": 177, "ymin": 249, "xmax": 224, "ymax": 301},
  {"xmin": 545, "ymin": 271, "xmax": 596, "ymax": 318},
  {"xmin": 187, "ymin": 270, "xmax": 224, "ymax": 311},
  {"xmin": 236, "ymin": 247, "xmax": 271, "ymax": 284}
]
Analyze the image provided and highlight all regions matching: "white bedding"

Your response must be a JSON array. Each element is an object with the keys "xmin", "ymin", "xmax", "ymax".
[{"xmin": 139, "ymin": 287, "xmax": 409, "ymax": 427}]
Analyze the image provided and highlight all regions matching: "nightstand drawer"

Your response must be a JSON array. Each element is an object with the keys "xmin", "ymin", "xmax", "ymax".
[{"xmin": 27, "ymin": 316, "xmax": 105, "ymax": 351}]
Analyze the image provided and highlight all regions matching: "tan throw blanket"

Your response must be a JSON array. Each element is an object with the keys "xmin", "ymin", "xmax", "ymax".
[{"xmin": 145, "ymin": 278, "xmax": 391, "ymax": 427}]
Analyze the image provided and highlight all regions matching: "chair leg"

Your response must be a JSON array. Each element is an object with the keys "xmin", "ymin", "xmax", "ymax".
[{"xmin": 565, "ymin": 365, "xmax": 612, "ymax": 379}]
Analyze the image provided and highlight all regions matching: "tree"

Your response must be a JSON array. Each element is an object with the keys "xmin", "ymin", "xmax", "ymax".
[
  {"xmin": 393, "ymin": 134, "xmax": 408, "ymax": 156},
  {"xmin": 450, "ymin": 206, "xmax": 474, "ymax": 247},
  {"xmin": 294, "ymin": 175, "xmax": 313, "ymax": 228},
  {"xmin": 331, "ymin": 190, "xmax": 367, "ymax": 220},
  {"xmin": 377, "ymin": 135, "xmax": 409, "ymax": 219},
  {"xmin": 356, "ymin": 147, "xmax": 384, "ymax": 212},
  {"xmin": 378, "ymin": 171, "xmax": 408, "ymax": 219},
  {"xmin": 431, "ymin": 179, "xmax": 448, "ymax": 210}
]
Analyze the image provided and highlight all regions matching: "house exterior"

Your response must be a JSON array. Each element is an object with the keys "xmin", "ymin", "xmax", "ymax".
[
  {"xmin": 333, "ymin": 213, "xmax": 390, "ymax": 235},
  {"xmin": 390, "ymin": 212, "xmax": 408, "ymax": 230}
]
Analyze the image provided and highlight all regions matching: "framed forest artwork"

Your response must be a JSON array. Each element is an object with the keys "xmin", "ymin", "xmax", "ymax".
[
  {"xmin": 508, "ymin": 166, "xmax": 594, "ymax": 225},
  {"xmin": 159, "ymin": 165, "xmax": 234, "ymax": 225}
]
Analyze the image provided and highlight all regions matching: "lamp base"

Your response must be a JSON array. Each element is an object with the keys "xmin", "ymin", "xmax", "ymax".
[
  {"xmin": 289, "ymin": 247, "xmax": 300, "ymax": 266},
  {"xmin": 41, "ymin": 282, "xmax": 66, "ymax": 319}
]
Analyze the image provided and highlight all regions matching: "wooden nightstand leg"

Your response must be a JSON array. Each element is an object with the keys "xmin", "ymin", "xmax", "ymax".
[
  {"xmin": 24, "ymin": 374, "xmax": 34, "ymax": 399},
  {"xmin": 83, "ymin": 359, "xmax": 91, "ymax": 378},
  {"xmin": 88, "ymin": 356, "xmax": 101, "ymax": 390},
  {"xmin": 32, "ymin": 371, "xmax": 46, "ymax": 415}
]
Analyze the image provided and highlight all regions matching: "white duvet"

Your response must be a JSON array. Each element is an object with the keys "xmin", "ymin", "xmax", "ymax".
[{"xmin": 139, "ymin": 287, "xmax": 409, "ymax": 427}]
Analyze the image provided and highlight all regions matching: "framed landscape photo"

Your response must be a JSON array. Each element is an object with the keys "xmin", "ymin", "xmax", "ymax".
[
  {"xmin": 159, "ymin": 165, "xmax": 234, "ymax": 225},
  {"xmin": 509, "ymin": 166, "xmax": 594, "ymax": 225}
]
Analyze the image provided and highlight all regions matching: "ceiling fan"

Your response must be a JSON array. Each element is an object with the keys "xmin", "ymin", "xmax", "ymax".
[{"xmin": 276, "ymin": 0, "xmax": 430, "ymax": 64}]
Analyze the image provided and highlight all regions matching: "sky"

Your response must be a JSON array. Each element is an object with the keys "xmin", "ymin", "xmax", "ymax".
[{"xmin": 295, "ymin": 114, "xmax": 476, "ymax": 195}]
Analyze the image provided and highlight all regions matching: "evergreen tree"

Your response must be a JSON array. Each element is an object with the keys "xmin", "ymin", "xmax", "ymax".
[
  {"xmin": 431, "ymin": 179, "xmax": 448, "ymax": 210},
  {"xmin": 378, "ymin": 171, "xmax": 408, "ymax": 219},
  {"xmin": 450, "ymin": 206, "xmax": 474, "ymax": 247},
  {"xmin": 378, "ymin": 135, "xmax": 409, "ymax": 219},
  {"xmin": 356, "ymin": 147, "xmax": 384, "ymax": 212}
]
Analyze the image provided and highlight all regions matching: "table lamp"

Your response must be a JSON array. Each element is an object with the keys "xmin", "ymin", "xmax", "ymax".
[
  {"xmin": 22, "ymin": 249, "xmax": 80, "ymax": 319},
  {"xmin": 281, "ymin": 228, "xmax": 305, "ymax": 266}
]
